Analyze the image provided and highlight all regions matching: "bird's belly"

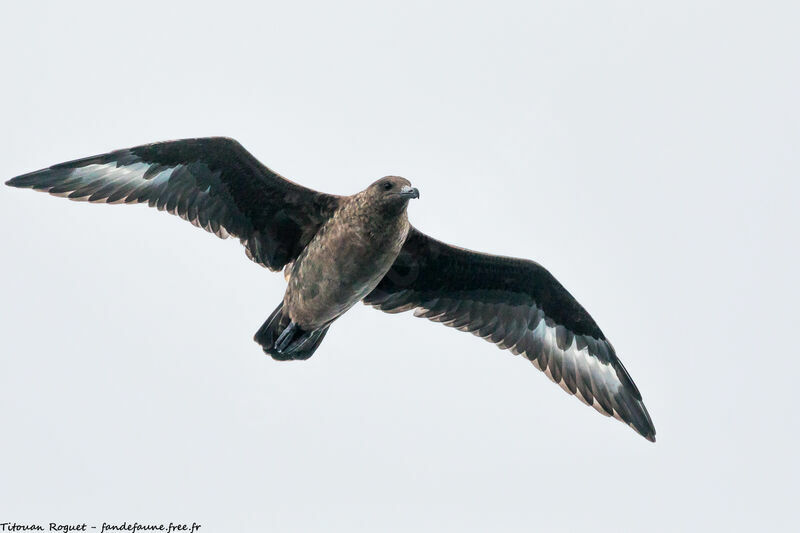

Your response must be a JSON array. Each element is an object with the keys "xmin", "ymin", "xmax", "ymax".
[{"xmin": 284, "ymin": 222, "xmax": 406, "ymax": 329}]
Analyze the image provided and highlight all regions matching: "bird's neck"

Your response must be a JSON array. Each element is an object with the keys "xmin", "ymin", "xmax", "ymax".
[{"xmin": 338, "ymin": 195, "xmax": 410, "ymax": 243}]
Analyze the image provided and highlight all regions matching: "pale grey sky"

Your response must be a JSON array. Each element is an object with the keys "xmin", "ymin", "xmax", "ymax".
[{"xmin": 1, "ymin": 1, "xmax": 798, "ymax": 531}]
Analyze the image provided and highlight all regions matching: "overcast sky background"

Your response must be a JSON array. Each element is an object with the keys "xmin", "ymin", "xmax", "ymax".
[{"xmin": 1, "ymin": 1, "xmax": 798, "ymax": 531}]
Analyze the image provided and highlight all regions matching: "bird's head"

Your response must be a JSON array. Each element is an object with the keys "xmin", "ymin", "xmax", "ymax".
[{"xmin": 366, "ymin": 176, "xmax": 420, "ymax": 212}]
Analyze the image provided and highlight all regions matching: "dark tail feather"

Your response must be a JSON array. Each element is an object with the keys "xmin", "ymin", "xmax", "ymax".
[{"xmin": 254, "ymin": 302, "xmax": 330, "ymax": 361}]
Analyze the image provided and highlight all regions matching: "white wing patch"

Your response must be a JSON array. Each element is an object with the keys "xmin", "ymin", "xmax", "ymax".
[
  {"xmin": 411, "ymin": 298, "xmax": 635, "ymax": 427},
  {"xmin": 40, "ymin": 162, "xmax": 233, "ymax": 239}
]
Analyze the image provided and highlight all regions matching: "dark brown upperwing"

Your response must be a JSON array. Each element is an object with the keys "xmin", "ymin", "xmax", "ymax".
[
  {"xmin": 365, "ymin": 227, "xmax": 656, "ymax": 441},
  {"xmin": 6, "ymin": 137, "xmax": 341, "ymax": 270}
]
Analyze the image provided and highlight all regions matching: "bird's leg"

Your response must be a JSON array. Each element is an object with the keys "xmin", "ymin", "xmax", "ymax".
[{"xmin": 275, "ymin": 322, "xmax": 300, "ymax": 353}]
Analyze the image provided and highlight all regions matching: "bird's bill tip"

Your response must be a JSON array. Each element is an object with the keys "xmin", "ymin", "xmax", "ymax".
[{"xmin": 400, "ymin": 185, "xmax": 419, "ymax": 199}]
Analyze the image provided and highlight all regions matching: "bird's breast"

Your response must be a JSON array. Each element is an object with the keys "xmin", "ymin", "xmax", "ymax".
[{"xmin": 284, "ymin": 208, "xmax": 409, "ymax": 329}]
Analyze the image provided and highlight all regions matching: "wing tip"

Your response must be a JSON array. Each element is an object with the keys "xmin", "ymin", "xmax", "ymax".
[
  {"xmin": 634, "ymin": 418, "xmax": 657, "ymax": 442},
  {"xmin": 639, "ymin": 427, "xmax": 657, "ymax": 442},
  {"xmin": 631, "ymin": 405, "xmax": 657, "ymax": 442},
  {"xmin": 6, "ymin": 174, "xmax": 29, "ymax": 188},
  {"xmin": 6, "ymin": 167, "xmax": 64, "ymax": 189}
]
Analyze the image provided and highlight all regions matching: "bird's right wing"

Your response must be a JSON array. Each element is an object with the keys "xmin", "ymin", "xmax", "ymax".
[
  {"xmin": 365, "ymin": 227, "xmax": 656, "ymax": 441},
  {"xmin": 6, "ymin": 137, "xmax": 341, "ymax": 271}
]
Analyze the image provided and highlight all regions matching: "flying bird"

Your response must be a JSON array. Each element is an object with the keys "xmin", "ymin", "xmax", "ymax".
[{"xmin": 6, "ymin": 137, "xmax": 656, "ymax": 441}]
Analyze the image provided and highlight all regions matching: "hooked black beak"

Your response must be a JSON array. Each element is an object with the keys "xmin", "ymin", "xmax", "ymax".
[{"xmin": 399, "ymin": 185, "xmax": 420, "ymax": 199}]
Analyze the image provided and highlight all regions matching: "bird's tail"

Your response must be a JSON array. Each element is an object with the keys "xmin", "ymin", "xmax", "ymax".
[{"xmin": 254, "ymin": 302, "xmax": 330, "ymax": 361}]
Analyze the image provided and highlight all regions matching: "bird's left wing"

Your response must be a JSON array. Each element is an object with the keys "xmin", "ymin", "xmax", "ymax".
[
  {"xmin": 6, "ymin": 137, "xmax": 341, "ymax": 271},
  {"xmin": 364, "ymin": 227, "xmax": 656, "ymax": 441}
]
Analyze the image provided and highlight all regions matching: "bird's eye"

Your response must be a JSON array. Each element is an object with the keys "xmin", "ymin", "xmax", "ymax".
[{"xmin": 383, "ymin": 182, "xmax": 393, "ymax": 191}]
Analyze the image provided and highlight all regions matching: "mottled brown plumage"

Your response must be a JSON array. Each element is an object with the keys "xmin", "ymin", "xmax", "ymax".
[
  {"xmin": 286, "ymin": 176, "xmax": 412, "ymax": 329},
  {"xmin": 6, "ymin": 137, "xmax": 655, "ymax": 441}
]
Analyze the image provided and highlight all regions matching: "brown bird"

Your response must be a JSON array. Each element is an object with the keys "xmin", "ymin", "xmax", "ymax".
[{"xmin": 6, "ymin": 137, "xmax": 655, "ymax": 441}]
